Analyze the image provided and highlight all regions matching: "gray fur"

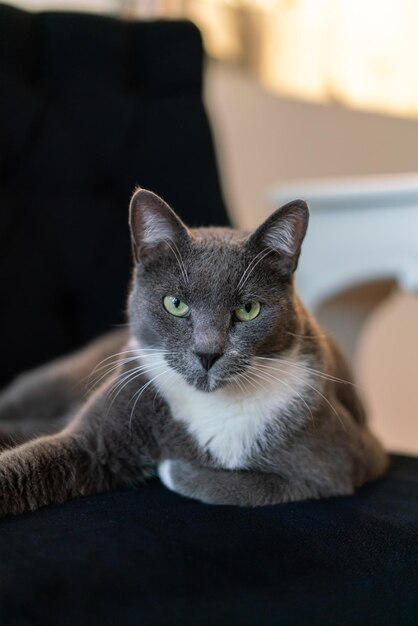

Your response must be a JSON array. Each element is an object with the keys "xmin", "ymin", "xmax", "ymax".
[{"xmin": 0, "ymin": 189, "xmax": 388, "ymax": 516}]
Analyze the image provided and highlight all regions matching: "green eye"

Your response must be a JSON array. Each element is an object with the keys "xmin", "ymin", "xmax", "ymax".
[
  {"xmin": 163, "ymin": 295, "xmax": 190, "ymax": 317},
  {"xmin": 234, "ymin": 301, "xmax": 261, "ymax": 322}
]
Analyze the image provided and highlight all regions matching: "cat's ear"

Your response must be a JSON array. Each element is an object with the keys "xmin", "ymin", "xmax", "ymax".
[
  {"xmin": 129, "ymin": 188, "xmax": 190, "ymax": 260},
  {"xmin": 247, "ymin": 199, "xmax": 309, "ymax": 272}
]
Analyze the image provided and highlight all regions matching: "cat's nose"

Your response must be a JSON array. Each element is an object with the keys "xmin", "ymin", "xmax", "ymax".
[{"xmin": 196, "ymin": 352, "xmax": 222, "ymax": 371}]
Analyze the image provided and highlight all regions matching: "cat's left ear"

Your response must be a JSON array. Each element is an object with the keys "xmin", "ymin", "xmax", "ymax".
[
  {"xmin": 247, "ymin": 199, "xmax": 309, "ymax": 272},
  {"xmin": 129, "ymin": 188, "xmax": 190, "ymax": 261}
]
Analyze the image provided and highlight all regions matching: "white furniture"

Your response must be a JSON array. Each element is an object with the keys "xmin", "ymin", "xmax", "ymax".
[{"xmin": 268, "ymin": 174, "xmax": 418, "ymax": 313}]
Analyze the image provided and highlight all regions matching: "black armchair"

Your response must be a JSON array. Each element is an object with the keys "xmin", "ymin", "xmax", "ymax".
[{"xmin": 0, "ymin": 3, "xmax": 228, "ymax": 388}]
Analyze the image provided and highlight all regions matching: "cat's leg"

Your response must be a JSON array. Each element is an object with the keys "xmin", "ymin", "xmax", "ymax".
[
  {"xmin": 0, "ymin": 329, "xmax": 128, "ymax": 447},
  {"xmin": 0, "ymin": 432, "xmax": 102, "ymax": 516},
  {"xmin": 0, "ymin": 367, "xmax": 161, "ymax": 518},
  {"xmin": 0, "ymin": 429, "xmax": 153, "ymax": 518},
  {"xmin": 158, "ymin": 460, "xmax": 352, "ymax": 506}
]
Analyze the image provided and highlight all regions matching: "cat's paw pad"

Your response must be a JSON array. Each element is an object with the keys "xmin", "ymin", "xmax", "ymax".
[{"xmin": 158, "ymin": 460, "xmax": 176, "ymax": 491}]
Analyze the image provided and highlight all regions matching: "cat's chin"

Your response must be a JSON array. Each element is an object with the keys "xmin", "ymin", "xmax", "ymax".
[
  {"xmin": 192, "ymin": 378, "xmax": 217, "ymax": 393},
  {"xmin": 189, "ymin": 373, "xmax": 226, "ymax": 393}
]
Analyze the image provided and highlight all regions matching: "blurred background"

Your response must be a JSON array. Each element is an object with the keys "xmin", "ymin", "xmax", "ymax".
[{"xmin": 3, "ymin": 0, "xmax": 418, "ymax": 453}]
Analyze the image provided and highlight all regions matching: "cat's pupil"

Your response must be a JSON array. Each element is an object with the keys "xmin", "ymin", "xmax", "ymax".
[
  {"xmin": 173, "ymin": 297, "xmax": 180, "ymax": 308},
  {"xmin": 244, "ymin": 302, "xmax": 252, "ymax": 313}
]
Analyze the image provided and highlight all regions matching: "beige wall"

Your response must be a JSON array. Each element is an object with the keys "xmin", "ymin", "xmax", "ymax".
[
  {"xmin": 205, "ymin": 61, "xmax": 418, "ymax": 454},
  {"xmin": 206, "ymin": 62, "xmax": 418, "ymax": 229}
]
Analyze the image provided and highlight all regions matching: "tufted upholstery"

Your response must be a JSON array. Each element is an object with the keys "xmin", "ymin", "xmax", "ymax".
[{"xmin": 0, "ymin": 3, "xmax": 228, "ymax": 387}]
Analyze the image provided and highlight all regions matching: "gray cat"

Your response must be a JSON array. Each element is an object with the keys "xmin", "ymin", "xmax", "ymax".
[{"xmin": 0, "ymin": 189, "xmax": 388, "ymax": 516}]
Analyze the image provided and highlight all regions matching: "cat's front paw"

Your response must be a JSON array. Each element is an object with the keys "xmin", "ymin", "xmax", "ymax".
[
  {"xmin": 157, "ymin": 460, "xmax": 177, "ymax": 492},
  {"xmin": 157, "ymin": 459, "xmax": 232, "ymax": 505},
  {"xmin": 157, "ymin": 459, "xmax": 199, "ymax": 499}
]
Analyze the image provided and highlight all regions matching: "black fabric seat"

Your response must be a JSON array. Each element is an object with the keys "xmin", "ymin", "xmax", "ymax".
[
  {"xmin": 0, "ymin": 5, "xmax": 417, "ymax": 625},
  {"xmin": 0, "ymin": 455, "xmax": 417, "ymax": 626}
]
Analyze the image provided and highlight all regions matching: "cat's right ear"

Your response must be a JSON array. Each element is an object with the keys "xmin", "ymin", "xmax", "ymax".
[
  {"xmin": 129, "ymin": 188, "xmax": 190, "ymax": 261},
  {"xmin": 246, "ymin": 199, "xmax": 309, "ymax": 273}
]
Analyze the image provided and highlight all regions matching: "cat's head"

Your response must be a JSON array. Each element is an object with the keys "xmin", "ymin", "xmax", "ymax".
[{"xmin": 128, "ymin": 189, "xmax": 309, "ymax": 392}]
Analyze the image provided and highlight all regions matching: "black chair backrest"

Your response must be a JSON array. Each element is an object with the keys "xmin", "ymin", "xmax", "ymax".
[{"xmin": 0, "ymin": 4, "xmax": 229, "ymax": 386}]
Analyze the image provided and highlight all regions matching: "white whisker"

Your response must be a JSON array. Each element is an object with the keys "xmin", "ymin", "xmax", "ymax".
[
  {"xmin": 238, "ymin": 370, "xmax": 260, "ymax": 393},
  {"xmin": 254, "ymin": 361, "xmax": 346, "ymax": 431},
  {"xmin": 231, "ymin": 371, "xmax": 248, "ymax": 394},
  {"xmin": 106, "ymin": 362, "xmax": 167, "ymax": 406},
  {"xmin": 164, "ymin": 241, "xmax": 188, "ymax": 284},
  {"xmin": 152, "ymin": 368, "xmax": 177, "ymax": 410},
  {"xmin": 256, "ymin": 355, "xmax": 358, "ymax": 388},
  {"xmin": 86, "ymin": 353, "xmax": 168, "ymax": 393},
  {"xmin": 247, "ymin": 364, "xmax": 315, "ymax": 425},
  {"xmin": 285, "ymin": 331, "xmax": 328, "ymax": 340},
  {"xmin": 237, "ymin": 247, "xmax": 273, "ymax": 290},
  {"xmin": 86, "ymin": 348, "xmax": 167, "ymax": 378},
  {"xmin": 86, "ymin": 357, "xmax": 142, "ymax": 391},
  {"xmin": 128, "ymin": 368, "xmax": 172, "ymax": 432}
]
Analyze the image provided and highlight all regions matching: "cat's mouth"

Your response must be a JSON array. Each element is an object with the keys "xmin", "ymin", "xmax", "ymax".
[
  {"xmin": 165, "ymin": 354, "xmax": 248, "ymax": 393},
  {"xmin": 191, "ymin": 371, "xmax": 221, "ymax": 393},
  {"xmin": 189, "ymin": 365, "xmax": 248, "ymax": 393}
]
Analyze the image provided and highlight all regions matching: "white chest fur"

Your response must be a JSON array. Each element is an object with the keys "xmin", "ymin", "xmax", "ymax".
[{"xmin": 147, "ymin": 354, "xmax": 311, "ymax": 470}]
